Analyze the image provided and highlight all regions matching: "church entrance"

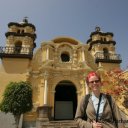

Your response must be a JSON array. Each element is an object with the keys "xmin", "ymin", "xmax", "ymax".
[{"xmin": 54, "ymin": 80, "xmax": 77, "ymax": 120}]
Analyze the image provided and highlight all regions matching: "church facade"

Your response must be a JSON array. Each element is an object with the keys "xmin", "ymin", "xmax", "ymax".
[{"xmin": 0, "ymin": 19, "xmax": 126, "ymax": 128}]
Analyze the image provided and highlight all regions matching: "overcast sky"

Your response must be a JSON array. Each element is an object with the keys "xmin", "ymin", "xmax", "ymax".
[{"xmin": 0, "ymin": 0, "xmax": 128, "ymax": 69}]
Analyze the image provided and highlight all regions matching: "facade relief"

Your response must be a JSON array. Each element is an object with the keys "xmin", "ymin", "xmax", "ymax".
[{"xmin": 0, "ymin": 19, "xmax": 127, "ymax": 128}]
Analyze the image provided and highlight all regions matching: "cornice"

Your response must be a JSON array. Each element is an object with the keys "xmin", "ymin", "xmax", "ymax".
[
  {"xmin": 8, "ymin": 22, "xmax": 36, "ymax": 31},
  {"xmin": 5, "ymin": 32, "xmax": 37, "ymax": 40}
]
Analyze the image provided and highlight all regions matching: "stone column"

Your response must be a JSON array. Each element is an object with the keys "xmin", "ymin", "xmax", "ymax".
[
  {"xmin": 72, "ymin": 49, "xmax": 77, "ymax": 68},
  {"xmin": 46, "ymin": 47, "xmax": 49, "ymax": 60},
  {"xmin": 74, "ymin": 49, "xmax": 78, "ymax": 62},
  {"xmin": 82, "ymin": 47, "xmax": 85, "ymax": 62},
  {"xmin": 83, "ymin": 73, "xmax": 89, "ymax": 95},
  {"xmin": 85, "ymin": 80, "xmax": 89, "ymax": 95},
  {"xmin": 44, "ymin": 79, "xmax": 48, "ymax": 105},
  {"xmin": 36, "ymin": 72, "xmax": 52, "ymax": 128}
]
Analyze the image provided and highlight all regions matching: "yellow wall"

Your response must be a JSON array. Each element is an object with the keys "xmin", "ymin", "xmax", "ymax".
[{"xmin": 0, "ymin": 64, "xmax": 27, "ymax": 101}]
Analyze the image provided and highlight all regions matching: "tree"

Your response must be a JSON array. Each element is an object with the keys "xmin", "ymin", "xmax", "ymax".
[
  {"xmin": 102, "ymin": 68, "xmax": 128, "ymax": 108},
  {"xmin": 0, "ymin": 81, "xmax": 33, "ymax": 128}
]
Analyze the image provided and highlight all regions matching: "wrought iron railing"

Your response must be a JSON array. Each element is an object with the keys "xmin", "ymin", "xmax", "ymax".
[
  {"xmin": 0, "ymin": 46, "xmax": 33, "ymax": 59},
  {"xmin": 95, "ymin": 52, "xmax": 122, "ymax": 63}
]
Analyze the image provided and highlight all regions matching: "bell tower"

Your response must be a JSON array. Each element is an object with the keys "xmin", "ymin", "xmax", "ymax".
[
  {"xmin": 0, "ymin": 18, "xmax": 36, "ymax": 73},
  {"xmin": 87, "ymin": 26, "xmax": 122, "ymax": 71}
]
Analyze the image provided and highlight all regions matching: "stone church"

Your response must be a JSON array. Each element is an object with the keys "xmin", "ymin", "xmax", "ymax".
[{"xmin": 0, "ymin": 18, "xmax": 127, "ymax": 128}]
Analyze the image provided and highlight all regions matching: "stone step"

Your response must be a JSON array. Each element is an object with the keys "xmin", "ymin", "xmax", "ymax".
[{"xmin": 41, "ymin": 120, "xmax": 78, "ymax": 128}]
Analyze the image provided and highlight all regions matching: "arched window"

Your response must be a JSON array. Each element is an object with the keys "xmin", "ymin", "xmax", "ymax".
[
  {"xmin": 17, "ymin": 29, "xmax": 20, "ymax": 34},
  {"xmin": 103, "ymin": 48, "xmax": 109, "ymax": 59},
  {"xmin": 14, "ymin": 41, "xmax": 22, "ymax": 54},
  {"xmin": 61, "ymin": 52, "xmax": 70, "ymax": 62},
  {"xmin": 21, "ymin": 30, "xmax": 24, "ymax": 33}
]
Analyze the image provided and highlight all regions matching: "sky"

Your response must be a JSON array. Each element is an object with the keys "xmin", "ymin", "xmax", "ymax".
[{"xmin": 0, "ymin": 0, "xmax": 128, "ymax": 69}]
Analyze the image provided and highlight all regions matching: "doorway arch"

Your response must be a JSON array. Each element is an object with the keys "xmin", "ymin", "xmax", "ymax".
[{"xmin": 54, "ymin": 80, "xmax": 77, "ymax": 120}]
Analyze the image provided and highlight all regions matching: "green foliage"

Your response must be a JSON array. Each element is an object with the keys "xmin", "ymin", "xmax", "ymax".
[{"xmin": 0, "ymin": 81, "xmax": 33, "ymax": 116}]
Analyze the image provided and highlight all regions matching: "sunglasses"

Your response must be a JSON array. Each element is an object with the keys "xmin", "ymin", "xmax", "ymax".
[{"xmin": 89, "ymin": 79, "xmax": 100, "ymax": 84}]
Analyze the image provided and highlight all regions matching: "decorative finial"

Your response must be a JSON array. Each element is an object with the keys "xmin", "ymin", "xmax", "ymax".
[
  {"xmin": 95, "ymin": 26, "xmax": 101, "ymax": 32},
  {"xmin": 23, "ymin": 17, "xmax": 28, "ymax": 23}
]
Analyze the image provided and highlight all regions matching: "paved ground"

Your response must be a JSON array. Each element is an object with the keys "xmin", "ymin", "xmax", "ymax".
[{"xmin": 0, "ymin": 112, "xmax": 15, "ymax": 128}]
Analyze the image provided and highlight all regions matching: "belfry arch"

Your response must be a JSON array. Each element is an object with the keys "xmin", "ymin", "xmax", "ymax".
[{"xmin": 54, "ymin": 80, "xmax": 77, "ymax": 120}]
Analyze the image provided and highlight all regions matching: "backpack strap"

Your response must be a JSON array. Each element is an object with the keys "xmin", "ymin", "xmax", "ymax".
[
  {"xmin": 96, "ymin": 93, "xmax": 102, "ymax": 122},
  {"xmin": 106, "ymin": 94, "xmax": 118, "ymax": 128},
  {"xmin": 82, "ymin": 94, "xmax": 90, "ymax": 120}
]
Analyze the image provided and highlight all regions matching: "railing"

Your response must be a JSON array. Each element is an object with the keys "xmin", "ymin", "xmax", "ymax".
[
  {"xmin": 95, "ymin": 52, "xmax": 122, "ymax": 63},
  {"xmin": 0, "ymin": 46, "xmax": 33, "ymax": 59}
]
